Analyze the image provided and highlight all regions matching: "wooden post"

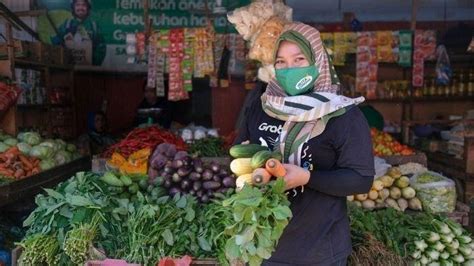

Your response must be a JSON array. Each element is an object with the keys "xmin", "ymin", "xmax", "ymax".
[
  {"xmin": 411, "ymin": 0, "xmax": 418, "ymax": 31},
  {"xmin": 465, "ymin": 137, "xmax": 474, "ymax": 174}
]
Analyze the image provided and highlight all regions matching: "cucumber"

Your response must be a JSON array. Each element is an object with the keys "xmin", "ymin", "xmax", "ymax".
[
  {"xmin": 119, "ymin": 175, "xmax": 133, "ymax": 186},
  {"xmin": 100, "ymin": 172, "xmax": 124, "ymax": 187},
  {"xmin": 251, "ymin": 150, "xmax": 271, "ymax": 169},
  {"xmin": 229, "ymin": 144, "xmax": 267, "ymax": 158}
]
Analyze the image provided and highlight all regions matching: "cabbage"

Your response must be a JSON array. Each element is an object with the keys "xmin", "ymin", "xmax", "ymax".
[
  {"xmin": 20, "ymin": 132, "xmax": 41, "ymax": 146},
  {"xmin": 17, "ymin": 142, "xmax": 32, "ymax": 154},
  {"xmin": 39, "ymin": 139, "xmax": 60, "ymax": 153},
  {"xmin": 0, "ymin": 132, "xmax": 12, "ymax": 141},
  {"xmin": 0, "ymin": 142, "xmax": 9, "ymax": 152},
  {"xmin": 66, "ymin": 144, "xmax": 77, "ymax": 153},
  {"xmin": 30, "ymin": 145, "xmax": 54, "ymax": 160},
  {"xmin": 55, "ymin": 139, "xmax": 67, "ymax": 151},
  {"xmin": 3, "ymin": 138, "xmax": 18, "ymax": 146},
  {"xmin": 39, "ymin": 159, "xmax": 56, "ymax": 171},
  {"xmin": 54, "ymin": 150, "xmax": 72, "ymax": 165},
  {"xmin": 17, "ymin": 132, "xmax": 25, "ymax": 141}
]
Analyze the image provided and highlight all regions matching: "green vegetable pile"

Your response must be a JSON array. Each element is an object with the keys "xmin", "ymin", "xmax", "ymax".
[
  {"xmin": 188, "ymin": 137, "xmax": 227, "ymax": 157},
  {"xmin": 348, "ymin": 204, "xmax": 474, "ymax": 265},
  {"xmin": 18, "ymin": 171, "xmax": 291, "ymax": 265},
  {"xmin": 411, "ymin": 171, "xmax": 457, "ymax": 213}
]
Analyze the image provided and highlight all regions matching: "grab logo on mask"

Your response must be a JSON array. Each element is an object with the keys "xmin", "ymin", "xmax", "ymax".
[
  {"xmin": 258, "ymin": 123, "xmax": 283, "ymax": 134},
  {"xmin": 295, "ymin": 75, "xmax": 313, "ymax": 90}
]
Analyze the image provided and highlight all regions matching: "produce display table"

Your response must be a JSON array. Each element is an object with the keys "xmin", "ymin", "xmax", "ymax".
[{"xmin": 0, "ymin": 156, "xmax": 91, "ymax": 207}]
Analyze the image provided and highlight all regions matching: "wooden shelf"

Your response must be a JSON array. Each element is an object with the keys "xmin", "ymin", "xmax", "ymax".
[{"xmin": 14, "ymin": 59, "xmax": 72, "ymax": 70}]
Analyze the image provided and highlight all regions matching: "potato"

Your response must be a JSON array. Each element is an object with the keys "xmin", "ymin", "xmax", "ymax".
[
  {"xmin": 408, "ymin": 197, "xmax": 423, "ymax": 211},
  {"xmin": 368, "ymin": 190, "xmax": 379, "ymax": 200},
  {"xmin": 372, "ymin": 180, "xmax": 384, "ymax": 191},
  {"xmin": 394, "ymin": 176, "xmax": 410, "ymax": 189},
  {"xmin": 385, "ymin": 198, "xmax": 401, "ymax": 211},
  {"xmin": 353, "ymin": 201, "xmax": 362, "ymax": 208},
  {"xmin": 362, "ymin": 199, "xmax": 376, "ymax": 210},
  {"xmin": 347, "ymin": 195, "xmax": 354, "ymax": 202},
  {"xmin": 378, "ymin": 188, "xmax": 390, "ymax": 201},
  {"xmin": 378, "ymin": 175, "xmax": 394, "ymax": 187},
  {"xmin": 387, "ymin": 167, "xmax": 402, "ymax": 179},
  {"xmin": 401, "ymin": 187, "xmax": 416, "ymax": 199},
  {"xmin": 355, "ymin": 193, "xmax": 368, "ymax": 201},
  {"xmin": 389, "ymin": 187, "xmax": 402, "ymax": 199},
  {"xmin": 397, "ymin": 198, "xmax": 408, "ymax": 212}
]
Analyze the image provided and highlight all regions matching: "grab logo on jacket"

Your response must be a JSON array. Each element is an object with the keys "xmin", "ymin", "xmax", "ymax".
[{"xmin": 258, "ymin": 123, "xmax": 283, "ymax": 134}]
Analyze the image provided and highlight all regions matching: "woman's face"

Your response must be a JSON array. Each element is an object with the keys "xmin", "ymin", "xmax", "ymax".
[
  {"xmin": 94, "ymin": 114, "xmax": 106, "ymax": 133},
  {"xmin": 274, "ymin": 41, "xmax": 310, "ymax": 69}
]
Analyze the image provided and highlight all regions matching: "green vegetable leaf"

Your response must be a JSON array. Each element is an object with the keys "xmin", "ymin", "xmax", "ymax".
[
  {"xmin": 185, "ymin": 208, "xmax": 195, "ymax": 222},
  {"xmin": 225, "ymin": 237, "xmax": 241, "ymax": 259},
  {"xmin": 59, "ymin": 205, "xmax": 73, "ymax": 218},
  {"xmin": 71, "ymin": 207, "xmax": 88, "ymax": 223},
  {"xmin": 271, "ymin": 178, "xmax": 286, "ymax": 194},
  {"xmin": 249, "ymin": 254, "xmax": 263, "ymax": 266},
  {"xmin": 236, "ymin": 225, "xmax": 256, "ymax": 246},
  {"xmin": 23, "ymin": 212, "xmax": 36, "ymax": 227},
  {"xmin": 272, "ymin": 206, "xmax": 292, "ymax": 220},
  {"xmin": 43, "ymin": 188, "xmax": 65, "ymax": 200},
  {"xmin": 198, "ymin": 236, "xmax": 212, "ymax": 251},
  {"xmin": 162, "ymin": 229, "xmax": 174, "ymax": 246},
  {"xmin": 176, "ymin": 196, "xmax": 187, "ymax": 209},
  {"xmin": 67, "ymin": 195, "xmax": 94, "ymax": 206},
  {"xmin": 246, "ymin": 242, "xmax": 257, "ymax": 255},
  {"xmin": 44, "ymin": 202, "xmax": 66, "ymax": 216},
  {"xmin": 256, "ymin": 246, "xmax": 272, "ymax": 259}
]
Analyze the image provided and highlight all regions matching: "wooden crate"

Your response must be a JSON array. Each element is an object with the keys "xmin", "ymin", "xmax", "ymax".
[{"xmin": 445, "ymin": 202, "xmax": 471, "ymax": 227}]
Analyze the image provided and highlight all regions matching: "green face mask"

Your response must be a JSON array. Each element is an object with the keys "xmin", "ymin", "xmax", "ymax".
[{"xmin": 275, "ymin": 65, "xmax": 319, "ymax": 96}]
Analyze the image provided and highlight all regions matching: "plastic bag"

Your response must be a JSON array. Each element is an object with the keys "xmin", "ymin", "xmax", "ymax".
[
  {"xmin": 410, "ymin": 171, "xmax": 456, "ymax": 213},
  {"xmin": 435, "ymin": 45, "xmax": 452, "ymax": 86},
  {"xmin": 374, "ymin": 156, "xmax": 391, "ymax": 179}
]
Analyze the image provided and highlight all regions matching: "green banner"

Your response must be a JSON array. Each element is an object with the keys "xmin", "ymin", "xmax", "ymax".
[{"xmin": 37, "ymin": 0, "xmax": 249, "ymax": 66}]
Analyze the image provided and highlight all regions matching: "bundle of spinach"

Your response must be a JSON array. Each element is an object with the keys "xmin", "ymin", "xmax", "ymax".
[
  {"xmin": 188, "ymin": 137, "xmax": 227, "ymax": 157},
  {"xmin": 222, "ymin": 178, "xmax": 292, "ymax": 266}
]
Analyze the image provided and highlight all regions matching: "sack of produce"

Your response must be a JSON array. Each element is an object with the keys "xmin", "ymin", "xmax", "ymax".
[{"xmin": 411, "ymin": 171, "xmax": 456, "ymax": 213}]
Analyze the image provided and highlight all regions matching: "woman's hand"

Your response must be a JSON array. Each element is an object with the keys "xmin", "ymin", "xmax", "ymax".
[{"xmin": 282, "ymin": 164, "xmax": 310, "ymax": 190}]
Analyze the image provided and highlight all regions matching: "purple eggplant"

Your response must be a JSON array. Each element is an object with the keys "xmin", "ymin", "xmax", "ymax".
[
  {"xmin": 193, "ymin": 181, "xmax": 202, "ymax": 191},
  {"xmin": 193, "ymin": 159, "xmax": 204, "ymax": 173},
  {"xmin": 150, "ymin": 153, "xmax": 168, "ymax": 170},
  {"xmin": 169, "ymin": 187, "xmax": 181, "ymax": 197},
  {"xmin": 202, "ymin": 169, "xmax": 213, "ymax": 181},
  {"xmin": 222, "ymin": 176, "xmax": 236, "ymax": 188},
  {"xmin": 148, "ymin": 167, "xmax": 159, "ymax": 179},
  {"xmin": 210, "ymin": 162, "xmax": 221, "ymax": 173},
  {"xmin": 200, "ymin": 195, "xmax": 210, "ymax": 203},
  {"xmin": 203, "ymin": 181, "xmax": 221, "ymax": 190},
  {"xmin": 174, "ymin": 151, "xmax": 188, "ymax": 160},
  {"xmin": 163, "ymin": 165, "xmax": 174, "ymax": 174},
  {"xmin": 177, "ymin": 167, "xmax": 192, "ymax": 177},
  {"xmin": 219, "ymin": 168, "xmax": 229, "ymax": 176},
  {"xmin": 172, "ymin": 173, "xmax": 182, "ymax": 183},
  {"xmin": 212, "ymin": 175, "xmax": 222, "ymax": 183},
  {"xmin": 196, "ymin": 190, "xmax": 204, "ymax": 198},
  {"xmin": 181, "ymin": 180, "xmax": 191, "ymax": 191},
  {"xmin": 189, "ymin": 172, "xmax": 201, "ymax": 181},
  {"xmin": 165, "ymin": 144, "xmax": 177, "ymax": 158},
  {"xmin": 172, "ymin": 159, "xmax": 184, "ymax": 169},
  {"xmin": 163, "ymin": 179, "xmax": 173, "ymax": 188}
]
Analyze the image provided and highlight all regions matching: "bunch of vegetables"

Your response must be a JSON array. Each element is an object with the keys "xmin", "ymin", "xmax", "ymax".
[
  {"xmin": 410, "ymin": 219, "xmax": 473, "ymax": 265},
  {"xmin": 411, "ymin": 171, "xmax": 457, "ymax": 213},
  {"xmin": 229, "ymin": 144, "xmax": 285, "ymax": 190},
  {"xmin": 188, "ymin": 137, "xmax": 227, "ymax": 157},
  {"xmin": 148, "ymin": 143, "xmax": 236, "ymax": 203},
  {"xmin": 348, "ymin": 205, "xmax": 474, "ymax": 265},
  {"xmin": 0, "ymin": 131, "xmax": 79, "ymax": 179},
  {"xmin": 348, "ymin": 166, "xmax": 423, "ymax": 212},
  {"xmin": 0, "ymin": 147, "xmax": 41, "ymax": 180},
  {"xmin": 102, "ymin": 126, "xmax": 187, "ymax": 158}
]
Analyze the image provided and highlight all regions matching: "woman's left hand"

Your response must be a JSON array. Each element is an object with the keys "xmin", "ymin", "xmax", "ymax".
[{"xmin": 282, "ymin": 164, "xmax": 310, "ymax": 190}]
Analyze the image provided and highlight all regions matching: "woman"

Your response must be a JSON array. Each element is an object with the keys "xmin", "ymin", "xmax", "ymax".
[
  {"xmin": 235, "ymin": 23, "xmax": 375, "ymax": 265},
  {"xmin": 136, "ymin": 85, "xmax": 171, "ymax": 128},
  {"xmin": 78, "ymin": 111, "xmax": 115, "ymax": 155}
]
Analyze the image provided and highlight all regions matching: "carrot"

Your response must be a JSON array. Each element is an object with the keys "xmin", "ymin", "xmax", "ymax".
[
  {"xmin": 18, "ymin": 154, "xmax": 34, "ymax": 170},
  {"xmin": 31, "ymin": 167, "xmax": 41, "ymax": 175},
  {"xmin": 0, "ymin": 168, "xmax": 15, "ymax": 177},
  {"xmin": 265, "ymin": 159, "xmax": 286, "ymax": 178},
  {"xmin": 252, "ymin": 168, "xmax": 272, "ymax": 185}
]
